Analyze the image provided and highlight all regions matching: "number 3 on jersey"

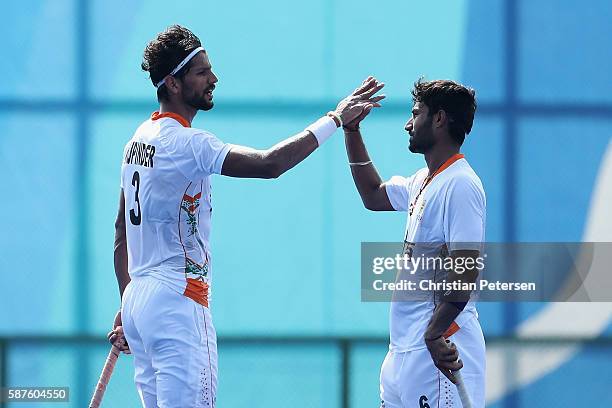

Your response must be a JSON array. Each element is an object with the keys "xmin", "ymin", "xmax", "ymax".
[{"xmin": 130, "ymin": 171, "xmax": 142, "ymax": 225}]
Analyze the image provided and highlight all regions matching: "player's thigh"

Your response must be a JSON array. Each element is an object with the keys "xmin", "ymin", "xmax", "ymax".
[
  {"xmin": 121, "ymin": 280, "xmax": 157, "ymax": 407},
  {"xmin": 399, "ymin": 318, "xmax": 486, "ymax": 408},
  {"xmin": 449, "ymin": 317, "xmax": 486, "ymax": 407},
  {"xmin": 397, "ymin": 348, "xmax": 442, "ymax": 408},
  {"xmin": 151, "ymin": 335, "xmax": 213, "ymax": 408},
  {"xmin": 124, "ymin": 335, "xmax": 157, "ymax": 407},
  {"xmin": 379, "ymin": 351, "xmax": 405, "ymax": 408},
  {"xmin": 135, "ymin": 281, "xmax": 217, "ymax": 407}
]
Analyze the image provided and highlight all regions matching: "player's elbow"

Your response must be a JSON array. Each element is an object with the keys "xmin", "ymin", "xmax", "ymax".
[
  {"xmin": 362, "ymin": 189, "xmax": 386, "ymax": 211},
  {"xmin": 362, "ymin": 194, "xmax": 375, "ymax": 210},
  {"xmin": 114, "ymin": 224, "xmax": 126, "ymax": 249},
  {"xmin": 114, "ymin": 214, "xmax": 127, "ymax": 248},
  {"xmin": 363, "ymin": 199, "xmax": 383, "ymax": 211},
  {"xmin": 114, "ymin": 216, "xmax": 125, "ymax": 232},
  {"xmin": 261, "ymin": 155, "xmax": 283, "ymax": 179},
  {"xmin": 267, "ymin": 163, "xmax": 283, "ymax": 179}
]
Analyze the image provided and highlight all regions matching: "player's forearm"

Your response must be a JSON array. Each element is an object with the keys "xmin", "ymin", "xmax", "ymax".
[
  {"xmin": 425, "ymin": 250, "xmax": 480, "ymax": 339},
  {"xmin": 113, "ymin": 222, "xmax": 130, "ymax": 299},
  {"xmin": 262, "ymin": 131, "xmax": 319, "ymax": 178},
  {"xmin": 220, "ymin": 130, "xmax": 319, "ymax": 179},
  {"xmin": 425, "ymin": 303, "xmax": 462, "ymax": 340},
  {"xmin": 344, "ymin": 130, "xmax": 386, "ymax": 208}
]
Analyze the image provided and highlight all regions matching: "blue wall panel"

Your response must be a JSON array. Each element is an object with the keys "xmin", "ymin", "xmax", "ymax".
[
  {"xmin": 519, "ymin": 0, "xmax": 612, "ymax": 102},
  {"xmin": 517, "ymin": 118, "xmax": 611, "ymax": 241},
  {"xmin": 0, "ymin": 1, "xmax": 76, "ymax": 98},
  {"xmin": 0, "ymin": 114, "xmax": 76, "ymax": 334}
]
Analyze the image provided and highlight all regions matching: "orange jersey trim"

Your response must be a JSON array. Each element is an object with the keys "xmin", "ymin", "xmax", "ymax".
[
  {"xmin": 443, "ymin": 321, "xmax": 460, "ymax": 338},
  {"xmin": 432, "ymin": 153, "xmax": 464, "ymax": 179},
  {"xmin": 184, "ymin": 278, "xmax": 209, "ymax": 308},
  {"xmin": 151, "ymin": 111, "xmax": 191, "ymax": 128}
]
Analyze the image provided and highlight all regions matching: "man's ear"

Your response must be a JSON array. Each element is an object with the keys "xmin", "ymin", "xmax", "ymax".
[
  {"xmin": 164, "ymin": 76, "xmax": 181, "ymax": 97},
  {"xmin": 434, "ymin": 110, "xmax": 447, "ymax": 129}
]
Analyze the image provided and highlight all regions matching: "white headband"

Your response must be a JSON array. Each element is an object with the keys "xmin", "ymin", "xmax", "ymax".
[{"xmin": 156, "ymin": 46, "xmax": 204, "ymax": 88}]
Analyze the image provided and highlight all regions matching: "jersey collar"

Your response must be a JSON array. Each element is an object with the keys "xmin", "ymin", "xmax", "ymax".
[
  {"xmin": 151, "ymin": 111, "xmax": 191, "ymax": 128},
  {"xmin": 433, "ymin": 153, "xmax": 464, "ymax": 177}
]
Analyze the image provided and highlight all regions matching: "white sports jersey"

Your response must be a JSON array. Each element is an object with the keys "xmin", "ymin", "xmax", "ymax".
[
  {"xmin": 384, "ymin": 155, "xmax": 486, "ymax": 352},
  {"xmin": 120, "ymin": 111, "xmax": 232, "ymax": 307}
]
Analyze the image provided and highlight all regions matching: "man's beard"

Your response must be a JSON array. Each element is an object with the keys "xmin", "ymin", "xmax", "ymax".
[
  {"xmin": 184, "ymin": 90, "xmax": 214, "ymax": 111},
  {"xmin": 408, "ymin": 119, "xmax": 435, "ymax": 153}
]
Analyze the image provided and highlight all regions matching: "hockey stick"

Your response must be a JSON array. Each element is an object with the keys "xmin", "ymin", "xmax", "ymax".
[
  {"xmin": 88, "ymin": 344, "xmax": 121, "ymax": 408},
  {"xmin": 452, "ymin": 369, "xmax": 473, "ymax": 408}
]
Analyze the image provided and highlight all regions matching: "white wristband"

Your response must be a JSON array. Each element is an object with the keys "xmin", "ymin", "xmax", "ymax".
[{"xmin": 305, "ymin": 116, "xmax": 338, "ymax": 146}]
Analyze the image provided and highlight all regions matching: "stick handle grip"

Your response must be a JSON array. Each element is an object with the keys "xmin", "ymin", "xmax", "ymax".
[
  {"xmin": 452, "ymin": 370, "xmax": 473, "ymax": 408},
  {"xmin": 89, "ymin": 345, "xmax": 120, "ymax": 408}
]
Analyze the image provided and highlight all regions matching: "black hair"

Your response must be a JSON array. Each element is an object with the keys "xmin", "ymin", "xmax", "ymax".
[
  {"xmin": 411, "ymin": 78, "xmax": 477, "ymax": 145},
  {"xmin": 141, "ymin": 25, "xmax": 202, "ymax": 101}
]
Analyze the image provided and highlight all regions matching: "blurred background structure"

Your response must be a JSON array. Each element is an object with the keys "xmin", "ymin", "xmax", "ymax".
[{"xmin": 1, "ymin": 0, "xmax": 612, "ymax": 407}]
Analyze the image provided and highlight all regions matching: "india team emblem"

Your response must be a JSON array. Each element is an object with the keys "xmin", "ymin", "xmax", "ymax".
[{"xmin": 181, "ymin": 192, "xmax": 202, "ymax": 236}]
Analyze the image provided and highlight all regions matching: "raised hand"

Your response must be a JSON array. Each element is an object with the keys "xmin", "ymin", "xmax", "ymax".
[{"xmin": 334, "ymin": 76, "xmax": 386, "ymax": 128}]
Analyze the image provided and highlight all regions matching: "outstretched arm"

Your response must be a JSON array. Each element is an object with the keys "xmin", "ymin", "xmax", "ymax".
[
  {"xmin": 221, "ymin": 77, "xmax": 385, "ymax": 179},
  {"xmin": 344, "ymin": 128, "xmax": 394, "ymax": 211},
  {"xmin": 221, "ymin": 130, "xmax": 319, "ymax": 179},
  {"xmin": 342, "ymin": 78, "xmax": 393, "ymax": 211}
]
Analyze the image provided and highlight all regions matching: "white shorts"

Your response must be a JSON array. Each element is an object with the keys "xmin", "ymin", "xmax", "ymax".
[
  {"xmin": 121, "ymin": 276, "xmax": 218, "ymax": 408},
  {"xmin": 380, "ymin": 315, "xmax": 485, "ymax": 408}
]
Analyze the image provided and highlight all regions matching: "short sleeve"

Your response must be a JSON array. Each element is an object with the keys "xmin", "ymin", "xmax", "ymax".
[
  {"xmin": 443, "ymin": 175, "xmax": 486, "ymax": 251},
  {"xmin": 119, "ymin": 144, "xmax": 129, "ymax": 189},
  {"xmin": 160, "ymin": 129, "xmax": 232, "ymax": 180},
  {"xmin": 384, "ymin": 175, "xmax": 414, "ymax": 212}
]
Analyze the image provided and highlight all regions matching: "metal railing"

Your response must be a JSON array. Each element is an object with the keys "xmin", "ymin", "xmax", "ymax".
[{"xmin": 1, "ymin": 335, "xmax": 612, "ymax": 408}]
